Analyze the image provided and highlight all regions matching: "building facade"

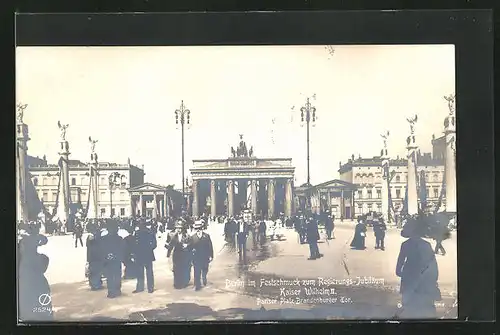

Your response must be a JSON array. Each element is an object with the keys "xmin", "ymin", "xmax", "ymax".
[
  {"xmin": 28, "ymin": 157, "xmax": 145, "ymax": 218},
  {"xmin": 189, "ymin": 136, "xmax": 295, "ymax": 219},
  {"xmin": 294, "ymin": 180, "xmax": 357, "ymax": 219},
  {"xmin": 338, "ymin": 135, "xmax": 446, "ymax": 215}
]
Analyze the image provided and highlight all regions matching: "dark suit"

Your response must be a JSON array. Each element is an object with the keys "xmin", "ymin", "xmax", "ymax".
[
  {"xmin": 134, "ymin": 229, "xmax": 157, "ymax": 292},
  {"xmin": 373, "ymin": 221, "xmax": 387, "ymax": 250},
  {"xmin": 236, "ymin": 222, "xmax": 249, "ymax": 260},
  {"xmin": 86, "ymin": 233, "xmax": 104, "ymax": 290},
  {"xmin": 306, "ymin": 220, "xmax": 321, "ymax": 259},
  {"xmin": 165, "ymin": 232, "xmax": 192, "ymax": 289},
  {"xmin": 101, "ymin": 233, "xmax": 125, "ymax": 297},
  {"xmin": 190, "ymin": 231, "xmax": 214, "ymax": 289}
]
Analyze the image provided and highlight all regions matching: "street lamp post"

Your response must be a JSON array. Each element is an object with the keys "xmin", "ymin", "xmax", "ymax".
[
  {"xmin": 108, "ymin": 172, "xmax": 126, "ymax": 218},
  {"xmin": 175, "ymin": 100, "xmax": 191, "ymax": 208},
  {"xmin": 300, "ymin": 97, "xmax": 317, "ymax": 186}
]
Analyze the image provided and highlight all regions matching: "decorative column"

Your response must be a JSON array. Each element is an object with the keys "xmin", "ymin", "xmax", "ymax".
[
  {"xmin": 351, "ymin": 190, "xmax": 355, "ymax": 219},
  {"xmin": 192, "ymin": 180, "xmax": 199, "ymax": 217},
  {"xmin": 130, "ymin": 195, "xmax": 135, "ymax": 218},
  {"xmin": 251, "ymin": 180, "xmax": 258, "ymax": 215},
  {"xmin": 87, "ymin": 137, "xmax": 99, "ymax": 220},
  {"xmin": 153, "ymin": 193, "xmax": 158, "ymax": 219},
  {"xmin": 56, "ymin": 121, "xmax": 71, "ymax": 230},
  {"xmin": 444, "ymin": 94, "xmax": 457, "ymax": 213},
  {"xmin": 227, "ymin": 180, "xmax": 234, "ymax": 217},
  {"xmin": 16, "ymin": 103, "xmax": 30, "ymax": 223},
  {"xmin": 163, "ymin": 193, "xmax": 168, "ymax": 218},
  {"xmin": 284, "ymin": 178, "xmax": 293, "ymax": 217},
  {"xmin": 139, "ymin": 193, "xmax": 144, "ymax": 217},
  {"xmin": 210, "ymin": 180, "xmax": 217, "ymax": 217},
  {"xmin": 406, "ymin": 115, "xmax": 419, "ymax": 215},
  {"xmin": 267, "ymin": 179, "xmax": 276, "ymax": 219},
  {"xmin": 380, "ymin": 130, "xmax": 390, "ymax": 222},
  {"xmin": 340, "ymin": 189, "xmax": 345, "ymax": 218}
]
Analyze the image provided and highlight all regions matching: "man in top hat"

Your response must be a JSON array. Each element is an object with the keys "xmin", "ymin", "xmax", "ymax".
[
  {"xmin": 305, "ymin": 216, "xmax": 323, "ymax": 260},
  {"xmin": 86, "ymin": 222, "xmax": 104, "ymax": 291},
  {"xmin": 132, "ymin": 220, "xmax": 157, "ymax": 293},
  {"xmin": 373, "ymin": 215, "xmax": 387, "ymax": 250},
  {"xmin": 101, "ymin": 220, "xmax": 125, "ymax": 298},
  {"xmin": 236, "ymin": 217, "xmax": 250, "ymax": 261},
  {"xmin": 324, "ymin": 211, "xmax": 334, "ymax": 240},
  {"xmin": 189, "ymin": 219, "xmax": 214, "ymax": 290},
  {"xmin": 165, "ymin": 220, "xmax": 192, "ymax": 289}
]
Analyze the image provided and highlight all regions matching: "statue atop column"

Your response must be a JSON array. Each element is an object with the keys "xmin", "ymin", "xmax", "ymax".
[
  {"xmin": 380, "ymin": 130, "xmax": 389, "ymax": 157},
  {"xmin": 57, "ymin": 121, "xmax": 69, "ymax": 141},
  {"xmin": 406, "ymin": 114, "xmax": 418, "ymax": 146},
  {"xmin": 16, "ymin": 103, "xmax": 27, "ymax": 124},
  {"xmin": 88, "ymin": 136, "xmax": 98, "ymax": 153},
  {"xmin": 444, "ymin": 93, "xmax": 456, "ymax": 116}
]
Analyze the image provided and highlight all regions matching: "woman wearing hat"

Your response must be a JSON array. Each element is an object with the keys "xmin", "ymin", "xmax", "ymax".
[
  {"xmin": 396, "ymin": 215, "xmax": 441, "ymax": 318},
  {"xmin": 350, "ymin": 217, "xmax": 367, "ymax": 250},
  {"xmin": 165, "ymin": 220, "xmax": 192, "ymax": 289}
]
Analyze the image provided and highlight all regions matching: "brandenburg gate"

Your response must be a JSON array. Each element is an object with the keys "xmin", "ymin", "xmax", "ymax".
[{"xmin": 189, "ymin": 136, "xmax": 295, "ymax": 219}]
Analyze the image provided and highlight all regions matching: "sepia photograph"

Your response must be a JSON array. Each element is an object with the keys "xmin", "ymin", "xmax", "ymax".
[{"xmin": 16, "ymin": 45, "xmax": 457, "ymax": 322}]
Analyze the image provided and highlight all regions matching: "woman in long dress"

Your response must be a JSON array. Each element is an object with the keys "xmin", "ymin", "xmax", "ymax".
[
  {"xmin": 350, "ymin": 217, "xmax": 367, "ymax": 250},
  {"xmin": 165, "ymin": 220, "xmax": 192, "ymax": 289},
  {"xmin": 396, "ymin": 216, "xmax": 441, "ymax": 318}
]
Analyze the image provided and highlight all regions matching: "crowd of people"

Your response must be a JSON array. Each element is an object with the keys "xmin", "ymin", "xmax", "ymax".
[{"xmin": 17, "ymin": 207, "xmax": 453, "ymax": 320}]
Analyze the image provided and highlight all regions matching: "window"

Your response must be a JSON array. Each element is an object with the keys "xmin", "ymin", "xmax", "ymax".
[
  {"xmin": 433, "ymin": 174, "xmax": 439, "ymax": 182},
  {"xmin": 100, "ymin": 177, "xmax": 106, "ymax": 185},
  {"xmin": 433, "ymin": 188, "xmax": 439, "ymax": 198},
  {"xmin": 52, "ymin": 177, "xmax": 57, "ymax": 184},
  {"xmin": 33, "ymin": 178, "xmax": 38, "ymax": 186},
  {"xmin": 357, "ymin": 190, "xmax": 363, "ymax": 199},
  {"xmin": 81, "ymin": 192, "xmax": 87, "ymax": 200},
  {"xmin": 120, "ymin": 208, "xmax": 125, "ymax": 216},
  {"xmin": 120, "ymin": 192, "xmax": 126, "ymax": 200},
  {"xmin": 71, "ymin": 178, "xmax": 76, "ymax": 185},
  {"xmin": 42, "ymin": 192, "xmax": 48, "ymax": 202},
  {"xmin": 396, "ymin": 189, "xmax": 401, "ymax": 199},
  {"xmin": 52, "ymin": 192, "xmax": 57, "ymax": 201},
  {"xmin": 377, "ymin": 203, "xmax": 382, "ymax": 210},
  {"xmin": 426, "ymin": 188, "xmax": 430, "ymax": 197},
  {"xmin": 376, "ymin": 190, "xmax": 381, "ymax": 198},
  {"xmin": 367, "ymin": 190, "xmax": 372, "ymax": 199},
  {"xmin": 81, "ymin": 177, "xmax": 86, "ymax": 185},
  {"xmin": 395, "ymin": 175, "xmax": 401, "ymax": 183},
  {"xmin": 42, "ymin": 178, "xmax": 47, "ymax": 186},
  {"xmin": 111, "ymin": 208, "xmax": 116, "ymax": 217},
  {"xmin": 100, "ymin": 208, "xmax": 106, "ymax": 216}
]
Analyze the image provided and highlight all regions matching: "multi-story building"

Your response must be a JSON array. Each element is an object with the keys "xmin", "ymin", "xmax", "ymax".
[
  {"xmin": 338, "ymin": 135, "xmax": 446, "ymax": 216},
  {"xmin": 28, "ymin": 156, "xmax": 145, "ymax": 218}
]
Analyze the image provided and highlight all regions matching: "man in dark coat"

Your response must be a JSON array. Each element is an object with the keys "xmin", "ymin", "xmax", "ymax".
[
  {"xmin": 189, "ymin": 220, "xmax": 214, "ymax": 290},
  {"xmin": 123, "ymin": 225, "xmax": 137, "ymax": 279},
  {"xmin": 306, "ymin": 218, "xmax": 323, "ymax": 260},
  {"xmin": 236, "ymin": 218, "xmax": 250, "ymax": 261},
  {"xmin": 73, "ymin": 221, "xmax": 84, "ymax": 248},
  {"xmin": 86, "ymin": 223, "xmax": 104, "ymax": 290},
  {"xmin": 133, "ymin": 221, "xmax": 157, "ymax": 293},
  {"xmin": 101, "ymin": 220, "xmax": 125, "ymax": 298},
  {"xmin": 324, "ymin": 212, "xmax": 334, "ymax": 240},
  {"xmin": 373, "ymin": 217, "xmax": 387, "ymax": 250},
  {"xmin": 295, "ymin": 215, "xmax": 307, "ymax": 244},
  {"xmin": 165, "ymin": 220, "xmax": 192, "ymax": 289},
  {"xmin": 350, "ymin": 217, "xmax": 367, "ymax": 250},
  {"xmin": 257, "ymin": 219, "xmax": 267, "ymax": 245}
]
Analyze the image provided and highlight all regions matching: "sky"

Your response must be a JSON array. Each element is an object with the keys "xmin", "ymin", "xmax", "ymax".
[{"xmin": 16, "ymin": 45, "xmax": 455, "ymax": 187}]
